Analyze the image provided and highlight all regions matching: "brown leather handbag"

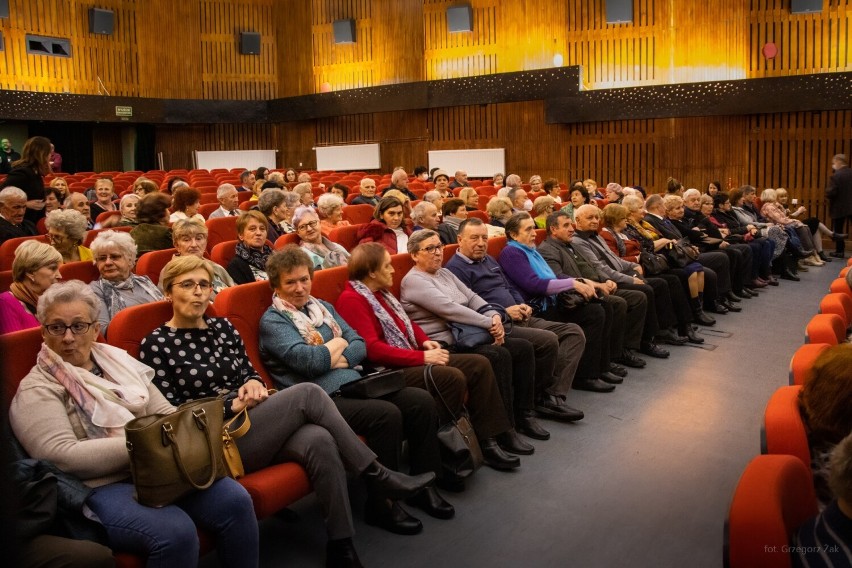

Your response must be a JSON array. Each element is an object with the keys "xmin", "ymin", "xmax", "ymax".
[
  {"xmin": 222, "ymin": 408, "xmax": 251, "ymax": 479},
  {"xmin": 125, "ymin": 397, "xmax": 226, "ymax": 507}
]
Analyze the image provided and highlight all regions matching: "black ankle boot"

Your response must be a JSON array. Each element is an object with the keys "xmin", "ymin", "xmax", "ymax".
[
  {"xmin": 326, "ymin": 538, "xmax": 364, "ymax": 568},
  {"xmin": 364, "ymin": 498, "xmax": 423, "ymax": 535},
  {"xmin": 363, "ymin": 462, "xmax": 435, "ymax": 501}
]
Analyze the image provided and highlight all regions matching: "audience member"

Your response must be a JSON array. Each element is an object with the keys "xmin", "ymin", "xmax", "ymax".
[
  {"xmin": 88, "ymin": 178, "xmax": 117, "ymax": 220},
  {"xmin": 0, "ymin": 187, "xmax": 37, "ymax": 243},
  {"xmin": 486, "ymin": 196, "xmax": 513, "ymax": 228},
  {"xmin": 492, "ymin": 172, "xmax": 504, "ymax": 189},
  {"xmin": 132, "ymin": 177, "xmax": 158, "ymax": 198},
  {"xmin": 227, "ymin": 210, "xmax": 273, "ymax": 284},
  {"xmin": 387, "ymin": 169, "xmax": 417, "ymax": 202},
  {"xmin": 826, "ymin": 154, "xmax": 852, "ymax": 258},
  {"xmin": 48, "ymin": 177, "xmax": 69, "ymax": 202},
  {"xmin": 761, "ymin": 188, "xmax": 824, "ymax": 268},
  {"xmin": 777, "ymin": 187, "xmax": 842, "ymax": 263},
  {"xmin": 316, "ymin": 193, "xmax": 350, "ymax": 236},
  {"xmin": 294, "ymin": 182, "xmax": 315, "ymax": 207},
  {"xmin": 352, "ymin": 178, "xmax": 380, "ymax": 206},
  {"xmin": 48, "ymin": 143, "xmax": 62, "ymax": 172},
  {"xmin": 257, "ymin": 188, "xmax": 293, "ymax": 242},
  {"xmin": 169, "ymin": 186, "xmax": 203, "ymax": 224},
  {"xmin": 532, "ymin": 195, "xmax": 556, "ymax": 228},
  {"xmin": 450, "ymin": 170, "xmax": 468, "ymax": 189},
  {"xmin": 130, "ymin": 192, "xmax": 172, "ymax": 254},
  {"xmin": 329, "ymin": 182, "xmax": 349, "ymax": 201},
  {"xmin": 0, "ymin": 137, "xmax": 20, "ymax": 173},
  {"xmin": 543, "ymin": 178, "xmax": 562, "ymax": 203},
  {"xmin": 357, "ymin": 196, "xmax": 411, "ymax": 254},
  {"xmin": 112, "ymin": 193, "xmax": 140, "ymax": 227},
  {"xmin": 45, "ymin": 209, "xmax": 92, "ymax": 263},
  {"xmin": 423, "ymin": 190, "xmax": 443, "ymax": 209},
  {"xmin": 0, "ymin": 136, "xmax": 51, "ymax": 224},
  {"xmin": 165, "ymin": 176, "xmax": 188, "ymax": 195},
  {"xmin": 0, "ymin": 240, "xmax": 62, "ymax": 334},
  {"xmin": 64, "ymin": 193, "xmax": 94, "ymax": 230},
  {"xmin": 707, "ymin": 181, "xmax": 721, "ymax": 196},
  {"xmin": 42, "ymin": 186, "xmax": 63, "ymax": 214},
  {"xmin": 165, "ymin": 219, "xmax": 234, "ymax": 300},
  {"xmin": 410, "ymin": 201, "xmax": 441, "ymax": 232},
  {"xmin": 437, "ymin": 198, "xmax": 467, "ymax": 245},
  {"xmin": 284, "ymin": 168, "xmax": 298, "ymax": 183},
  {"xmin": 730, "ymin": 186, "xmax": 795, "ymax": 280},
  {"xmin": 209, "ymin": 183, "xmax": 240, "ymax": 219},
  {"xmin": 432, "ymin": 170, "xmax": 451, "ymax": 199},
  {"xmin": 458, "ymin": 187, "xmax": 479, "ymax": 211},
  {"xmin": 293, "ymin": 206, "xmax": 350, "ymax": 270},
  {"xmin": 239, "ymin": 170, "xmax": 255, "ymax": 192}
]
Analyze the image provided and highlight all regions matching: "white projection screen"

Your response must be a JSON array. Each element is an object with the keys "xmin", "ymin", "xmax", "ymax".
[
  {"xmin": 193, "ymin": 150, "xmax": 277, "ymax": 171},
  {"xmin": 428, "ymin": 148, "xmax": 505, "ymax": 178},
  {"xmin": 315, "ymin": 144, "xmax": 381, "ymax": 171}
]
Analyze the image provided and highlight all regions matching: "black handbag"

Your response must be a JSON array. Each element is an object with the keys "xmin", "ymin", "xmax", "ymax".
[
  {"xmin": 448, "ymin": 303, "xmax": 512, "ymax": 349},
  {"xmin": 424, "ymin": 365, "xmax": 482, "ymax": 479},
  {"xmin": 639, "ymin": 250, "xmax": 669, "ymax": 275},
  {"xmin": 339, "ymin": 366, "xmax": 406, "ymax": 399},
  {"xmin": 558, "ymin": 289, "xmax": 588, "ymax": 310},
  {"xmin": 664, "ymin": 238, "xmax": 699, "ymax": 268}
]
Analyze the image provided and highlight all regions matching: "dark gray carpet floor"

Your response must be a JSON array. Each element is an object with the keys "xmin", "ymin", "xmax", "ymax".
[{"xmin": 204, "ymin": 258, "xmax": 840, "ymax": 568}]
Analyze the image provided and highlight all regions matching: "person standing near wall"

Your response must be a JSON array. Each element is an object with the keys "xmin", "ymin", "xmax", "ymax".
[{"xmin": 826, "ymin": 154, "xmax": 852, "ymax": 258}]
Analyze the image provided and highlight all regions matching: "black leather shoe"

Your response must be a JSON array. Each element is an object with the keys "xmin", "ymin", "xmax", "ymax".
[
  {"xmin": 326, "ymin": 537, "xmax": 363, "ymax": 568},
  {"xmin": 639, "ymin": 342, "xmax": 670, "ymax": 358},
  {"xmin": 767, "ymin": 276, "xmax": 780, "ymax": 286},
  {"xmin": 363, "ymin": 463, "xmax": 435, "ymax": 501},
  {"xmin": 480, "ymin": 438, "xmax": 521, "ymax": 470},
  {"xmin": 743, "ymin": 288, "xmax": 758, "ymax": 297},
  {"xmin": 364, "ymin": 499, "xmax": 423, "ymax": 535},
  {"xmin": 599, "ymin": 371, "xmax": 624, "ymax": 384},
  {"xmin": 608, "ymin": 363, "xmax": 628, "ymax": 377},
  {"xmin": 721, "ymin": 299, "xmax": 742, "ymax": 312},
  {"xmin": 830, "ymin": 251, "xmax": 845, "ymax": 258},
  {"xmin": 406, "ymin": 486, "xmax": 455, "ymax": 520},
  {"xmin": 498, "ymin": 428, "xmax": 536, "ymax": 453},
  {"xmin": 818, "ymin": 251, "xmax": 832, "ymax": 262},
  {"xmin": 517, "ymin": 412, "xmax": 551, "ymax": 440},
  {"xmin": 685, "ymin": 327, "xmax": 704, "ymax": 344},
  {"xmin": 573, "ymin": 377, "xmax": 616, "ymax": 393},
  {"xmin": 613, "ymin": 349, "xmax": 646, "ymax": 368},
  {"xmin": 535, "ymin": 393, "xmax": 584, "ymax": 422},
  {"xmin": 692, "ymin": 308, "xmax": 716, "ymax": 326},
  {"xmin": 727, "ymin": 292, "xmax": 743, "ymax": 302},
  {"xmin": 656, "ymin": 329, "xmax": 688, "ymax": 345},
  {"xmin": 780, "ymin": 269, "xmax": 801, "ymax": 281},
  {"xmin": 710, "ymin": 300, "xmax": 729, "ymax": 314}
]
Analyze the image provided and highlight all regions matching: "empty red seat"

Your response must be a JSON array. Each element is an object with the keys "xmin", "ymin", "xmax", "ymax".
[
  {"xmin": 442, "ymin": 243, "xmax": 459, "ymax": 265},
  {"xmin": 486, "ymin": 236, "xmax": 507, "ymax": 258},
  {"xmin": 805, "ymin": 313, "xmax": 846, "ymax": 345},
  {"xmin": 819, "ymin": 292, "xmax": 852, "ymax": 326},
  {"xmin": 389, "ymin": 253, "xmax": 414, "ymax": 298},
  {"xmin": 206, "ymin": 216, "xmax": 238, "ymax": 251},
  {"xmin": 761, "ymin": 385, "xmax": 811, "ymax": 475},
  {"xmin": 328, "ymin": 223, "xmax": 366, "ymax": 252},
  {"xmin": 788, "ymin": 343, "xmax": 830, "ymax": 386},
  {"xmin": 311, "ymin": 265, "xmax": 350, "ymax": 304},
  {"xmin": 274, "ymin": 233, "xmax": 300, "ymax": 249},
  {"xmin": 829, "ymin": 277, "xmax": 852, "ymax": 299}
]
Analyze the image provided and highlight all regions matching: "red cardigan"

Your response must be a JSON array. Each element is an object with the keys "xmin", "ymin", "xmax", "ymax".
[
  {"xmin": 335, "ymin": 282, "xmax": 429, "ymax": 367},
  {"xmin": 600, "ymin": 229, "xmax": 641, "ymax": 264},
  {"xmin": 356, "ymin": 220, "xmax": 412, "ymax": 255}
]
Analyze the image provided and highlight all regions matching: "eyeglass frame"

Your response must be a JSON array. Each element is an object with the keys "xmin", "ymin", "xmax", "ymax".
[{"xmin": 43, "ymin": 321, "xmax": 97, "ymax": 336}]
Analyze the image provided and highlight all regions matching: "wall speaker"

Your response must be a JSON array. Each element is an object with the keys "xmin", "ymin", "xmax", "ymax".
[
  {"xmin": 605, "ymin": 0, "xmax": 633, "ymax": 24},
  {"xmin": 333, "ymin": 19, "xmax": 356, "ymax": 44},
  {"xmin": 791, "ymin": 0, "xmax": 822, "ymax": 13},
  {"xmin": 0, "ymin": 31, "xmax": 4, "ymax": 52},
  {"xmin": 88, "ymin": 8, "xmax": 114, "ymax": 35},
  {"xmin": 447, "ymin": 5, "xmax": 473, "ymax": 33},
  {"xmin": 0, "ymin": 0, "xmax": 9, "ymax": 19},
  {"xmin": 240, "ymin": 32, "xmax": 261, "ymax": 55}
]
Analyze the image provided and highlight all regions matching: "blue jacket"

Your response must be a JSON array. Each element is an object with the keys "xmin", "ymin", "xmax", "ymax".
[{"xmin": 444, "ymin": 252, "xmax": 525, "ymax": 307}]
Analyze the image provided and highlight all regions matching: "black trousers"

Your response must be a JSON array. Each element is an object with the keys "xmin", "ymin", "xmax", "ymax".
[
  {"xmin": 655, "ymin": 271, "xmax": 693, "ymax": 330},
  {"xmin": 539, "ymin": 301, "xmax": 608, "ymax": 380},
  {"xmin": 333, "ymin": 386, "xmax": 441, "ymax": 477},
  {"xmin": 833, "ymin": 217, "xmax": 852, "ymax": 254}
]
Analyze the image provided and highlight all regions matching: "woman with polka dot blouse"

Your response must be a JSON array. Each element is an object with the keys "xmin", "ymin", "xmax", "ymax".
[{"xmin": 138, "ymin": 256, "xmax": 435, "ymax": 567}]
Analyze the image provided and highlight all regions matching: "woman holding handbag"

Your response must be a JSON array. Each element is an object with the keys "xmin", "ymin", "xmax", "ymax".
[
  {"xmin": 9, "ymin": 280, "xmax": 259, "ymax": 568},
  {"xmin": 336, "ymin": 243, "xmax": 517, "ymax": 483},
  {"xmin": 139, "ymin": 256, "xmax": 434, "ymax": 568}
]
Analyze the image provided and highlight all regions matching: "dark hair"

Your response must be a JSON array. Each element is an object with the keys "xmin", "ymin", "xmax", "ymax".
[
  {"xmin": 330, "ymin": 183, "xmax": 349, "ymax": 199},
  {"xmin": 14, "ymin": 136, "xmax": 51, "ymax": 175},
  {"xmin": 166, "ymin": 176, "xmax": 187, "ymax": 195},
  {"xmin": 413, "ymin": 166, "xmax": 428, "ymax": 177},
  {"xmin": 442, "ymin": 198, "xmax": 466, "ymax": 218},
  {"xmin": 666, "ymin": 177, "xmax": 683, "ymax": 194},
  {"xmin": 543, "ymin": 178, "xmax": 559, "ymax": 194},
  {"xmin": 261, "ymin": 181, "xmax": 279, "ymax": 190},
  {"xmin": 712, "ymin": 192, "xmax": 730, "ymax": 208},
  {"xmin": 740, "ymin": 184, "xmax": 756, "ymax": 196},
  {"xmin": 569, "ymin": 186, "xmax": 590, "ymax": 203},
  {"xmin": 728, "ymin": 188, "xmax": 744, "ymax": 206},
  {"xmin": 284, "ymin": 168, "xmax": 298, "ymax": 181},
  {"xmin": 255, "ymin": 167, "xmax": 269, "ymax": 180},
  {"xmin": 44, "ymin": 186, "xmax": 63, "ymax": 203},
  {"xmin": 240, "ymin": 170, "xmax": 253, "ymax": 183},
  {"xmin": 348, "ymin": 242, "xmax": 389, "ymax": 281},
  {"xmin": 171, "ymin": 186, "xmax": 201, "ymax": 212},
  {"xmin": 709, "ymin": 180, "xmax": 722, "ymax": 192},
  {"xmin": 504, "ymin": 212, "xmax": 533, "ymax": 241},
  {"xmin": 266, "ymin": 245, "xmax": 314, "ymax": 288},
  {"xmin": 374, "ymin": 196, "xmax": 404, "ymax": 222},
  {"xmin": 429, "ymin": 167, "xmax": 440, "ymax": 178},
  {"xmin": 545, "ymin": 209, "xmax": 571, "ymax": 234},
  {"xmin": 633, "ymin": 185, "xmax": 647, "ymax": 198},
  {"xmin": 457, "ymin": 216, "xmax": 485, "ymax": 236},
  {"xmin": 136, "ymin": 192, "xmax": 172, "ymax": 225},
  {"xmin": 570, "ymin": 180, "xmax": 584, "ymax": 191}
]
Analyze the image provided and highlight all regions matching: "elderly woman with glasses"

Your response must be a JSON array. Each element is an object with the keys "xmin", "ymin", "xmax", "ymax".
[
  {"xmin": 89, "ymin": 230, "xmax": 163, "ymax": 331},
  {"xmin": 316, "ymin": 193, "xmax": 351, "ymax": 236},
  {"xmin": 486, "ymin": 196, "xmax": 513, "ymax": 229},
  {"xmin": 9, "ymin": 280, "xmax": 259, "ymax": 567},
  {"xmin": 45, "ymin": 209, "xmax": 92, "ymax": 263},
  {"xmin": 140, "ymin": 256, "xmax": 432, "ymax": 567},
  {"xmin": 0, "ymin": 240, "xmax": 62, "ymax": 334},
  {"xmin": 401, "ymin": 229, "xmax": 546, "ymax": 466},
  {"xmin": 293, "ymin": 206, "xmax": 350, "ymax": 271},
  {"xmin": 226, "ymin": 210, "xmax": 273, "ymax": 285},
  {"xmin": 163, "ymin": 219, "xmax": 234, "ymax": 300},
  {"xmin": 258, "ymin": 246, "xmax": 444, "ymax": 536},
  {"xmin": 357, "ymin": 196, "xmax": 412, "ymax": 255}
]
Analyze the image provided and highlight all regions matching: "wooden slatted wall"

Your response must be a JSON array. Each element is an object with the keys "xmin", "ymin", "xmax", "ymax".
[{"xmin": 155, "ymin": 123, "xmax": 278, "ymax": 170}]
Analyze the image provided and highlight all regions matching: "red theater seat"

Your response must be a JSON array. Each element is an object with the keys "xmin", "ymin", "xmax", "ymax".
[
  {"xmin": 135, "ymin": 248, "xmax": 177, "ymax": 284},
  {"xmin": 761, "ymin": 385, "xmax": 811, "ymax": 474},
  {"xmin": 788, "ymin": 343, "xmax": 830, "ymax": 386}
]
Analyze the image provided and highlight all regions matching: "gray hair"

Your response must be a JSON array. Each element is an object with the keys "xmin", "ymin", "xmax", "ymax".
[
  {"xmin": 267, "ymin": 172, "xmax": 285, "ymax": 185},
  {"xmin": 682, "ymin": 188, "xmax": 701, "ymax": 201},
  {"xmin": 291, "ymin": 205, "xmax": 318, "ymax": 228},
  {"xmin": 407, "ymin": 229, "xmax": 439, "ymax": 255},
  {"xmin": 504, "ymin": 212, "xmax": 533, "ymax": 241},
  {"xmin": 12, "ymin": 240, "xmax": 62, "ymax": 282},
  {"xmin": 217, "ymin": 183, "xmax": 237, "ymax": 199},
  {"xmin": 391, "ymin": 169, "xmax": 408, "ymax": 185},
  {"xmin": 410, "ymin": 201, "xmax": 437, "ymax": 223},
  {"xmin": 316, "ymin": 193, "xmax": 344, "ymax": 217},
  {"xmin": 89, "ymin": 229, "xmax": 138, "ymax": 263},
  {"xmin": 45, "ymin": 209, "xmax": 88, "ymax": 242},
  {"xmin": 257, "ymin": 188, "xmax": 287, "ymax": 215},
  {"xmin": 281, "ymin": 191, "xmax": 301, "ymax": 209},
  {"xmin": 293, "ymin": 182, "xmax": 312, "ymax": 197},
  {"xmin": 574, "ymin": 204, "xmax": 600, "ymax": 219},
  {"xmin": 505, "ymin": 174, "xmax": 521, "ymax": 188},
  {"xmin": 622, "ymin": 194, "xmax": 645, "ymax": 212},
  {"xmin": 0, "ymin": 186, "xmax": 26, "ymax": 204},
  {"xmin": 507, "ymin": 186, "xmax": 525, "ymax": 203},
  {"xmin": 360, "ymin": 177, "xmax": 376, "ymax": 189},
  {"xmin": 760, "ymin": 188, "xmax": 777, "ymax": 203},
  {"xmin": 645, "ymin": 193, "xmax": 664, "ymax": 211},
  {"xmin": 37, "ymin": 279, "xmax": 101, "ymax": 323},
  {"xmin": 423, "ymin": 190, "xmax": 442, "ymax": 203}
]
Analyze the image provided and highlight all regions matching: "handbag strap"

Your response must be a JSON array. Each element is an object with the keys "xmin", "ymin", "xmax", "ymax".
[
  {"xmin": 223, "ymin": 408, "xmax": 251, "ymax": 440},
  {"xmin": 162, "ymin": 407, "xmax": 219, "ymax": 491}
]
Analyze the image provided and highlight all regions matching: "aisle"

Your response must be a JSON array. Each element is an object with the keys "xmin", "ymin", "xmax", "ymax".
[{"xmin": 231, "ymin": 261, "xmax": 841, "ymax": 568}]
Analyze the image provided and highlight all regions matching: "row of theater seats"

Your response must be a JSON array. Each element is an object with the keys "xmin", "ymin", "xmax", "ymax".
[
  {"xmin": 723, "ymin": 259, "xmax": 852, "ymax": 568},
  {"xmin": 0, "ymin": 232, "xmax": 535, "ymax": 566}
]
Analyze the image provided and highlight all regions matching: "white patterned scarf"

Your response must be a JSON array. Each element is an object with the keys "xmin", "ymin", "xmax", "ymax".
[{"xmin": 271, "ymin": 293, "xmax": 342, "ymax": 345}]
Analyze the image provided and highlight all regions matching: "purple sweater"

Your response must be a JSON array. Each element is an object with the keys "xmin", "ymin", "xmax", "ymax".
[{"xmin": 497, "ymin": 245, "xmax": 575, "ymax": 303}]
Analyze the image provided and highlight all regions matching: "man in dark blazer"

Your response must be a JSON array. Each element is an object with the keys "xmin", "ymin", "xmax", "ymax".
[
  {"xmin": 827, "ymin": 154, "xmax": 852, "ymax": 258},
  {"xmin": 0, "ymin": 187, "xmax": 37, "ymax": 244}
]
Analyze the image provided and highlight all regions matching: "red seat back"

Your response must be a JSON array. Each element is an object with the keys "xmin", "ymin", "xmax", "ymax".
[
  {"xmin": 213, "ymin": 281, "xmax": 273, "ymax": 387},
  {"xmin": 468, "ymin": 210, "xmax": 489, "ymax": 222},
  {"xmin": 805, "ymin": 313, "xmax": 845, "ymax": 345},
  {"xmin": 724, "ymin": 454, "xmax": 817, "ymax": 568},
  {"xmin": 135, "ymin": 248, "xmax": 177, "ymax": 285},
  {"xmin": 341, "ymin": 204, "xmax": 374, "ymax": 225},
  {"xmin": 105, "ymin": 300, "xmax": 174, "ymax": 358},
  {"xmin": 0, "ymin": 235, "xmax": 49, "ymax": 271},
  {"xmin": 328, "ymin": 223, "xmax": 366, "ymax": 252},
  {"xmin": 95, "ymin": 211, "xmax": 122, "ymax": 225},
  {"xmin": 198, "ymin": 202, "xmax": 221, "ymax": 218},
  {"xmin": 761, "ymin": 385, "xmax": 812, "ymax": 475},
  {"xmin": 274, "ymin": 233, "xmax": 300, "ymax": 249},
  {"xmin": 442, "ymin": 244, "xmax": 459, "ymax": 265},
  {"xmin": 486, "ymin": 236, "xmax": 507, "ymax": 258},
  {"xmin": 311, "ymin": 265, "xmax": 350, "ymax": 304},
  {"xmin": 788, "ymin": 343, "xmax": 830, "ymax": 386},
  {"xmin": 390, "ymin": 253, "xmax": 414, "ymax": 298},
  {"xmin": 210, "ymin": 240, "xmax": 238, "ymax": 269},
  {"xmin": 206, "ymin": 216, "xmax": 238, "ymax": 252},
  {"xmin": 59, "ymin": 260, "xmax": 100, "ymax": 285},
  {"xmin": 819, "ymin": 292, "xmax": 852, "ymax": 326},
  {"xmin": 83, "ymin": 226, "xmax": 132, "ymax": 247},
  {"xmin": 829, "ymin": 277, "xmax": 852, "ymax": 299},
  {"xmin": 0, "ymin": 327, "xmax": 44, "ymax": 407}
]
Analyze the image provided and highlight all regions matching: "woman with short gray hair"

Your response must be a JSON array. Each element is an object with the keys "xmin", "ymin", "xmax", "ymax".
[
  {"xmin": 45, "ymin": 208, "xmax": 91, "ymax": 262},
  {"xmin": 293, "ymin": 206, "xmax": 350, "ymax": 270},
  {"xmin": 316, "ymin": 193, "xmax": 350, "ymax": 236},
  {"xmin": 89, "ymin": 229, "xmax": 163, "ymax": 330}
]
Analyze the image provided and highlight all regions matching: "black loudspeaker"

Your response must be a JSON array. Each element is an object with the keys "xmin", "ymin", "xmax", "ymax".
[
  {"xmin": 447, "ymin": 4, "xmax": 473, "ymax": 33},
  {"xmin": 0, "ymin": 0, "xmax": 9, "ymax": 19},
  {"xmin": 333, "ymin": 19, "xmax": 356, "ymax": 44},
  {"xmin": 88, "ymin": 8, "xmax": 114, "ymax": 35},
  {"xmin": 791, "ymin": 0, "xmax": 822, "ymax": 13},
  {"xmin": 605, "ymin": 0, "xmax": 633, "ymax": 23},
  {"xmin": 0, "ymin": 32, "xmax": 4, "ymax": 52},
  {"xmin": 240, "ymin": 32, "xmax": 261, "ymax": 55}
]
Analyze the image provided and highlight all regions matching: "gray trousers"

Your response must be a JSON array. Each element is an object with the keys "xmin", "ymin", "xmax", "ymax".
[
  {"xmin": 236, "ymin": 382, "xmax": 377, "ymax": 540},
  {"xmin": 517, "ymin": 318, "xmax": 585, "ymax": 397}
]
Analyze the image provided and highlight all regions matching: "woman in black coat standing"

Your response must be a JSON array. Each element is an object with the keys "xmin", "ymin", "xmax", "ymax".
[{"xmin": 0, "ymin": 136, "xmax": 51, "ymax": 225}]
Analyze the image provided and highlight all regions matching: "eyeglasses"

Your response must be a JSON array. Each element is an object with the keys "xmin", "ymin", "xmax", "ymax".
[
  {"xmin": 171, "ymin": 279, "xmax": 212, "ymax": 291},
  {"xmin": 177, "ymin": 234, "xmax": 207, "ymax": 243},
  {"xmin": 297, "ymin": 220, "xmax": 319, "ymax": 232},
  {"xmin": 94, "ymin": 254, "xmax": 125, "ymax": 263},
  {"xmin": 43, "ymin": 321, "xmax": 96, "ymax": 336},
  {"xmin": 420, "ymin": 244, "xmax": 444, "ymax": 255},
  {"xmin": 47, "ymin": 232, "xmax": 68, "ymax": 242}
]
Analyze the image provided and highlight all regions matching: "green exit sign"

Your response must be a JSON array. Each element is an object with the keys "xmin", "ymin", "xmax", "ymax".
[{"xmin": 115, "ymin": 106, "xmax": 133, "ymax": 117}]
